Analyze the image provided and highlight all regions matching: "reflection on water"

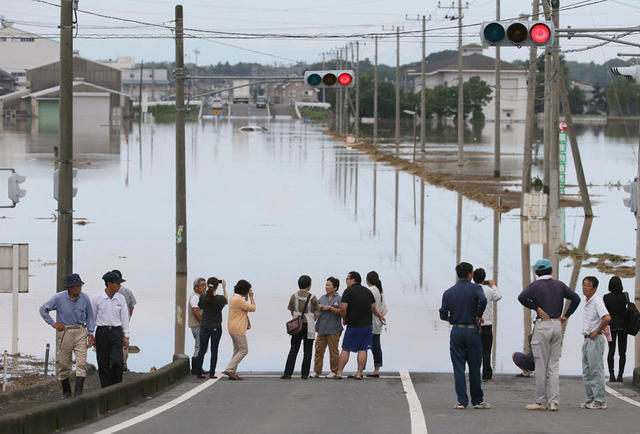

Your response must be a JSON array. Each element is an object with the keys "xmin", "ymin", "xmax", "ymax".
[{"xmin": 0, "ymin": 118, "xmax": 636, "ymax": 374}]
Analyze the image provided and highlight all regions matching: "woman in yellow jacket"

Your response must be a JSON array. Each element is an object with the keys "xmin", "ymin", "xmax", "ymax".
[{"xmin": 223, "ymin": 280, "xmax": 255, "ymax": 380}]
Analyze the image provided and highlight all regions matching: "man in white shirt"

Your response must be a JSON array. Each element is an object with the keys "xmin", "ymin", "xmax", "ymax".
[
  {"xmin": 473, "ymin": 268, "xmax": 502, "ymax": 382},
  {"xmin": 188, "ymin": 278, "xmax": 206, "ymax": 374},
  {"xmin": 580, "ymin": 276, "xmax": 610, "ymax": 410},
  {"xmin": 112, "ymin": 270, "xmax": 136, "ymax": 372},
  {"xmin": 91, "ymin": 271, "xmax": 130, "ymax": 388}
]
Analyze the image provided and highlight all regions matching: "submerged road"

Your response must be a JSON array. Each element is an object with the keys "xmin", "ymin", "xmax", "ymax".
[{"xmin": 66, "ymin": 372, "xmax": 640, "ymax": 434}]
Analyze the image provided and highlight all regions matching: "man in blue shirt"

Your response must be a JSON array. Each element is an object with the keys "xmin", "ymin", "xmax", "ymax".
[
  {"xmin": 39, "ymin": 273, "xmax": 95, "ymax": 398},
  {"xmin": 439, "ymin": 262, "xmax": 490, "ymax": 409}
]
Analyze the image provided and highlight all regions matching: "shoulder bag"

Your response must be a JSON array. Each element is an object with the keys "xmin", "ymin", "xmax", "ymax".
[
  {"xmin": 624, "ymin": 292, "xmax": 640, "ymax": 336},
  {"xmin": 286, "ymin": 294, "xmax": 311, "ymax": 336}
]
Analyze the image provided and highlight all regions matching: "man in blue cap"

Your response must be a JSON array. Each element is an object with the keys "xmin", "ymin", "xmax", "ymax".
[
  {"xmin": 518, "ymin": 258, "xmax": 581, "ymax": 411},
  {"xmin": 40, "ymin": 273, "xmax": 95, "ymax": 398}
]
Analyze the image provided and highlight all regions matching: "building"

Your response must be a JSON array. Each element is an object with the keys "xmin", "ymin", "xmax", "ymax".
[
  {"xmin": 99, "ymin": 56, "xmax": 136, "ymax": 70},
  {"xmin": 272, "ymin": 82, "xmax": 318, "ymax": 105},
  {"xmin": 410, "ymin": 44, "xmax": 528, "ymax": 122},
  {"xmin": 0, "ymin": 19, "xmax": 59, "ymax": 89},
  {"xmin": 0, "ymin": 68, "xmax": 15, "ymax": 96},
  {"xmin": 0, "ymin": 55, "xmax": 131, "ymax": 123},
  {"xmin": 122, "ymin": 68, "xmax": 171, "ymax": 102}
]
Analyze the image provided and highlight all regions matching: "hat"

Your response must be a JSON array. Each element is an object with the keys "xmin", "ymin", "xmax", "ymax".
[
  {"xmin": 65, "ymin": 273, "xmax": 84, "ymax": 288},
  {"xmin": 534, "ymin": 258, "xmax": 552, "ymax": 271},
  {"xmin": 102, "ymin": 271, "xmax": 125, "ymax": 284}
]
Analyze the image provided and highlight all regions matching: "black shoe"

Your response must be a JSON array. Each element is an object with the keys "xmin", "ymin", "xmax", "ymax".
[
  {"xmin": 609, "ymin": 373, "xmax": 616, "ymax": 383},
  {"xmin": 74, "ymin": 377, "xmax": 85, "ymax": 396},
  {"xmin": 301, "ymin": 375, "xmax": 309, "ymax": 379},
  {"xmin": 617, "ymin": 373, "xmax": 623, "ymax": 383},
  {"xmin": 280, "ymin": 374, "xmax": 291, "ymax": 379},
  {"xmin": 61, "ymin": 379, "xmax": 72, "ymax": 399}
]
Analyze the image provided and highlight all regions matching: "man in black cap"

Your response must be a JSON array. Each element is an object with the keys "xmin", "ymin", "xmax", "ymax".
[
  {"xmin": 39, "ymin": 273, "xmax": 95, "ymax": 397},
  {"xmin": 90, "ymin": 271, "xmax": 130, "ymax": 388}
]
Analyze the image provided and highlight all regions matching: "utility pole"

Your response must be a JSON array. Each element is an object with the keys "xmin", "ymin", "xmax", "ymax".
[
  {"xmin": 56, "ymin": 0, "xmax": 73, "ymax": 293},
  {"xmin": 374, "ymin": 36, "xmax": 379, "ymax": 144},
  {"xmin": 405, "ymin": 14, "xmax": 430, "ymax": 151},
  {"xmin": 522, "ymin": 0, "xmax": 539, "ymax": 210},
  {"xmin": 493, "ymin": 0, "xmax": 501, "ymax": 177},
  {"xmin": 549, "ymin": 0, "xmax": 561, "ymax": 273},
  {"xmin": 395, "ymin": 27, "xmax": 400, "ymax": 153},
  {"xmin": 174, "ymin": 4, "xmax": 187, "ymax": 356},
  {"xmin": 355, "ymin": 41, "xmax": 360, "ymax": 140}
]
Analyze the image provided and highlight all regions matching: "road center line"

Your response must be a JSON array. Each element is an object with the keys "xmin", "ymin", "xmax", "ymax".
[
  {"xmin": 605, "ymin": 384, "xmax": 640, "ymax": 408},
  {"xmin": 399, "ymin": 369, "xmax": 428, "ymax": 434},
  {"xmin": 94, "ymin": 376, "xmax": 221, "ymax": 434}
]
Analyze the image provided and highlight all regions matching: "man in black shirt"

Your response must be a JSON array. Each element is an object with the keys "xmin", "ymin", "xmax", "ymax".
[{"xmin": 335, "ymin": 271, "xmax": 385, "ymax": 380}]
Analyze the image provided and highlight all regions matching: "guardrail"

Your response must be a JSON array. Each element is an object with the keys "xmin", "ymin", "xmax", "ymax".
[{"xmin": 0, "ymin": 356, "xmax": 189, "ymax": 434}]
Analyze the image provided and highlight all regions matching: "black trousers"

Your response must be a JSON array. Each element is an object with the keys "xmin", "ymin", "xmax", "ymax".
[
  {"xmin": 607, "ymin": 329, "xmax": 628, "ymax": 375},
  {"xmin": 480, "ymin": 325, "xmax": 493, "ymax": 380},
  {"xmin": 284, "ymin": 323, "xmax": 314, "ymax": 377},
  {"xmin": 96, "ymin": 326, "xmax": 125, "ymax": 388}
]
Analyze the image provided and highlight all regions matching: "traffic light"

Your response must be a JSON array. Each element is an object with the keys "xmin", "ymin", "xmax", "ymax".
[
  {"xmin": 480, "ymin": 21, "xmax": 554, "ymax": 47},
  {"xmin": 8, "ymin": 173, "xmax": 26, "ymax": 205},
  {"xmin": 304, "ymin": 70, "xmax": 354, "ymax": 88},
  {"xmin": 610, "ymin": 65, "xmax": 640, "ymax": 83},
  {"xmin": 53, "ymin": 168, "xmax": 78, "ymax": 201},
  {"xmin": 623, "ymin": 178, "xmax": 638, "ymax": 214}
]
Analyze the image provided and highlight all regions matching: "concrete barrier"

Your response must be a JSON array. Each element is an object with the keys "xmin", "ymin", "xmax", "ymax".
[{"xmin": 0, "ymin": 357, "xmax": 190, "ymax": 434}]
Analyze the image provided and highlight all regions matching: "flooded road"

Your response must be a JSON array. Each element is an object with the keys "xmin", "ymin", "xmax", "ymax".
[{"xmin": 0, "ymin": 118, "xmax": 637, "ymax": 375}]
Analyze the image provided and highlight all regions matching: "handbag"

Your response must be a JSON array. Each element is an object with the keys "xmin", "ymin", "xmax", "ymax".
[
  {"xmin": 286, "ymin": 294, "xmax": 311, "ymax": 336},
  {"xmin": 624, "ymin": 292, "xmax": 640, "ymax": 336}
]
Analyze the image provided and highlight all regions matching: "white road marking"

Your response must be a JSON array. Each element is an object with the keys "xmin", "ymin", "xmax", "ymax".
[
  {"xmin": 94, "ymin": 375, "xmax": 221, "ymax": 434},
  {"xmin": 605, "ymin": 384, "xmax": 640, "ymax": 408},
  {"xmin": 399, "ymin": 369, "xmax": 428, "ymax": 434}
]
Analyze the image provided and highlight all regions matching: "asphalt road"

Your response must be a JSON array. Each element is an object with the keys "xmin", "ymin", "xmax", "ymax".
[{"xmin": 65, "ymin": 373, "xmax": 640, "ymax": 434}]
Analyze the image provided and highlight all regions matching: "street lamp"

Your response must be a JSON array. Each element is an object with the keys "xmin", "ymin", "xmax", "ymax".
[{"xmin": 403, "ymin": 109, "xmax": 418, "ymax": 162}]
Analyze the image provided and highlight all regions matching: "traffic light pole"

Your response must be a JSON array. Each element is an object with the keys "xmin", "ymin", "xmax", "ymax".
[
  {"xmin": 395, "ymin": 27, "xmax": 400, "ymax": 153},
  {"xmin": 549, "ymin": 0, "xmax": 561, "ymax": 274},
  {"xmin": 493, "ymin": 0, "xmax": 501, "ymax": 177},
  {"xmin": 174, "ymin": 4, "xmax": 187, "ymax": 357},
  {"xmin": 56, "ymin": 0, "xmax": 73, "ymax": 293},
  {"xmin": 355, "ymin": 41, "xmax": 359, "ymax": 140},
  {"xmin": 420, "ymin": 16, "xmax": 426, "ymax": 152}
]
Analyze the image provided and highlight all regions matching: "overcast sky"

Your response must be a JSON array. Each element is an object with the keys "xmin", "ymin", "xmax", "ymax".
[{"xmin": 3, "ymin": 0, "xmax": 640, "ymax": 67}]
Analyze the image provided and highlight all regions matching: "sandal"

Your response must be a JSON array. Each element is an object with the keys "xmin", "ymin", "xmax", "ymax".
[
  {"xmin": 366, "ymin": 374, "xmax": 380, "ymax": 378},
  {"xmin": 516, "ymin": 373, "xmax": 531, "ymax": 378}
]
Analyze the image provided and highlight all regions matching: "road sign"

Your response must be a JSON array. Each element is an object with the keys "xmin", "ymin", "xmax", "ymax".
[
  {"xmin": 213, "ymin": 109, "xmax": 219, "ymax": 115},
  {"xmin": 559, "ymin": 120, "xmax": 567, "ymax": 132}
]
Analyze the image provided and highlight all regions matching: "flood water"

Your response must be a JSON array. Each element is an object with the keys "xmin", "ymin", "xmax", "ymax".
[{"xmin": 0, "ymin": 117, "xmax": 638, "ymax": 375}]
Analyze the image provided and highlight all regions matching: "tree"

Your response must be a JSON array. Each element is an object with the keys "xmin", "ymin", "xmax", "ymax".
[
  {"xmin": 462, "ymin": 76, "xmax": 493, "ymax": 121},
  {"xmin": 606, "ymin": 79, "xmax": 640, "ymax": 116},
  {"xmin": 567, "ymin": 85, "xmax": 586, "ymax": 115}
]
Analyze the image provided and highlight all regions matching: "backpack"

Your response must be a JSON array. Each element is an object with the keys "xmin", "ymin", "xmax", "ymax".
[{"xmin": 624, "ymin": 292, "xmax": 640, "ymax": 336}]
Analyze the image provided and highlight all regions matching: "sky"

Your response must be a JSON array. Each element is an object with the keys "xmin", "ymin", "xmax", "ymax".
[{"xmin": 2, "ymin": 0, "xmax": 640, "ymax": 67}]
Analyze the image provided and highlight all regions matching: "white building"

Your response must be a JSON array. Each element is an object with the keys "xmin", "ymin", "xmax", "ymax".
[
  {"xmin": 99, "ymin": 56, "xmax": 136, "ymax": 70},
  {"xmin": 0, "ymin": 19, "xmax": 59, "ymax": 88},
  {"xmin": 410, "ymin": 45, "xmax": 528, "ymax": 122}
]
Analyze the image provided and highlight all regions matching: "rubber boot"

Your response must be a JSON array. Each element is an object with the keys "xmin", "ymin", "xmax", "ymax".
[
  {"xmin": 74, "ymin": 377, "xmax": 85, "ymax": 396},
  {"xmin": 61, "ymin": 378, "xmax": 72, "ymax": 398}
]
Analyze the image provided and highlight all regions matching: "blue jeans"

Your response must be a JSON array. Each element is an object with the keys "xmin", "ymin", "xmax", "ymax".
[
  {"xmin": 371, "ymin": 334, "xmax": 383, "ymax": 368},
  {"xmin": 450, "ymin": 326, "xmax": 484, "ymax": 407},
  {"xmin": 196, "ymin": 327, "xmax": 222, "ymax": 375}
]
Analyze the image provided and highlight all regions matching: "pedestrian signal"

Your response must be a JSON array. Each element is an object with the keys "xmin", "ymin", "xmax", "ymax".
[
  {"xmin": 8, "ymin": 172, "xmax": 26, "ymax": 205},
  {"xmin": 304, "ymin": 70, "xmax": 354, "ymax": 88},
  {"xmin": 480, "ymin": 21, "xmax": 554, "ymax": 47}
]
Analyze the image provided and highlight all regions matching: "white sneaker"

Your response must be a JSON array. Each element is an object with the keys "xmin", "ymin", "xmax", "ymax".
[
  {"xmin": 585, "ymin": 402, "xmax": 607, "ymax": 409},
  {"xmin": 325, "ymin": 373, "xmax": 338, "ymax": 379},
  {"xmin": 548, "ymin": 402, "xmax": 558, "ymax": 411},
  {"xmin": 309, "ymin": 372, "xmax": 321, "ymax": 378},
  {"xmin": 525, "ymin": 403, "xmax": 548, "ymax": 411},
  {"xmin": 579, "ymin": 401, "xmax": 592, "ymax": 409},
  {"xmin": 473, "ymin": 402, "xmax": 491, "ymax": 409}
]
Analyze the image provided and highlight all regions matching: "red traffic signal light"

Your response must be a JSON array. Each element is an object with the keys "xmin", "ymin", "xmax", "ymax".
[
  {"xmin": 304, "ymin": 70, "xmax": 354, "ymax": 88},
  {"xmin": 530, "ymin": 23, "xmax": 551, "ymax": 45}
]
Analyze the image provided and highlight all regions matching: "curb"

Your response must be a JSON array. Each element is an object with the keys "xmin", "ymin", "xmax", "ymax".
[
  {"xmin": 0, "ymin": 356, "xmax": 190, "ymax": 434},
  {"xmin": 0, "ymin": 364, "xmax": 97, "ymax": 406}
]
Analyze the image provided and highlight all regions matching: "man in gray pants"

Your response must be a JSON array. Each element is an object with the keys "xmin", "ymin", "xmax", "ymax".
[{"xmin": 518, "ymin": 259, "xmax": 581, "ymax": 411}]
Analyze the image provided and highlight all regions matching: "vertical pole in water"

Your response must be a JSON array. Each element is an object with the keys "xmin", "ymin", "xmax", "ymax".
[
  {"xmin": 522, "ymin": 0, "xmax": 539, "ymax": 213},
  {"xmin": 56, "ymin": 0, "xmax": 73, "ymax": 293},
  {"xmin": 456, "ymin": 193, "xmax": 462, "ymax": 266},
  {"xmin": 521, "ymin": 218, "xmax": 532, "ymax": 352},
  {"xmin": 2, "ymin": 351, "xmax": 7, "ymax": 392},
  {"xmin": 419, "ymin": 179, "xmax": 425, "ymax": 288},
  {"xmin": 44, "ymin": 343, "xmax": 50, "ymax": 377},
  {"xmin": 492, "ymin": 211, "xmax": 500, "ymax": 368},
  {"xmin": 420, "ymin": 15, "xmax": 426, "ymax": 153},
  {"xmin": 374, "ymin": 36, "xmax": 379, "ymax": 145},
  {"xmin": 322, "ymin": 53, "xmax": 326, "ymax": 104},
  {"xmin": 457, "ymin": 0, "xmax": 464, "ymax": 167},
  {"xmin": 12, "ymin": 245, "xmax": 19, "ymax": 354},
  {"xmin": 355, "ymin": 41, "xmax": 360, "ymax": 141},
  {"xmin": 493, "ymin": 0, "xmax": 501, "ymax": 177},
  {"xmin": 174, "ymin": 4, "xmax": 187, "ymax": 356},
  {"xmin": 394, "ymin": 170, "xmax": 399, "ymax": 260},
  {"xmin": 395, "ymin": 27, "xmax": 400, "ymax": 153}
]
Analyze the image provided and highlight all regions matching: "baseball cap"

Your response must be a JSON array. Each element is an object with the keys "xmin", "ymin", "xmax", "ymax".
[
  {"xmin": 102, "ymin": 271, "xmax": 125, "ymax": 284},
  {"xmin": 534, "ymin": 258, "xmax": 552, "ymax": 271}
]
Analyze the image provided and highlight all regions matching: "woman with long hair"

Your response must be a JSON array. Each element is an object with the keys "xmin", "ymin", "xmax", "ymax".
[
  {"xmin": 223, "ymin": 280, "xmax": 255, "ymax": 380},
  {"xmin": 366, "ymin": 271, "xmax": 387, "ymax": 378},
  {"xmin": 194, "ymin": 277, "xmax": 228, "ymax": 379},
  {"xmin": 603, "ymin": 276, "xmax": 628, "ymax": 382}
]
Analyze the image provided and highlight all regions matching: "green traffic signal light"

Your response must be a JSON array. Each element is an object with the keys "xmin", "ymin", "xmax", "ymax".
[
  {"xmin": 483, "ymin": 22, "xmax": 505, "ymax": 44},
  {"xmin": 307, "ymin": 73, "xmax": 321, "ymax": 86}
]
